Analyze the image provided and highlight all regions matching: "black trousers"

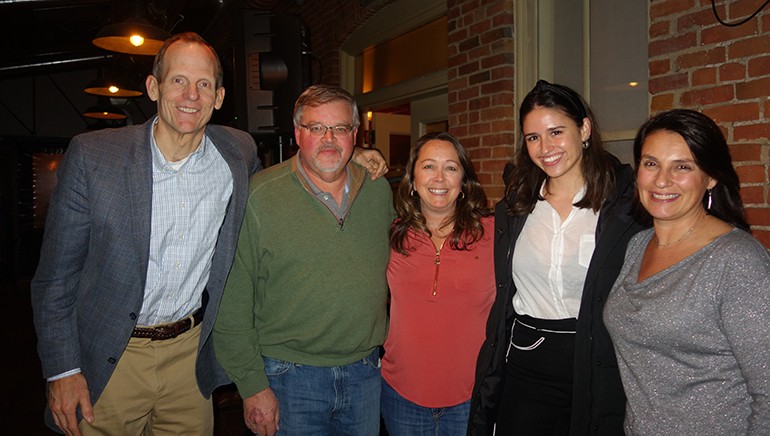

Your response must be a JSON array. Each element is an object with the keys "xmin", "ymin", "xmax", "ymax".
[{"xmin": 496, "ymin": 312, "xmax": 577, "ymax": 436}]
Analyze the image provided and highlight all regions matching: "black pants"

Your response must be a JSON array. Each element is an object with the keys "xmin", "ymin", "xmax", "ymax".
[{"xmin": 496, "ymin": 312, "xmax": 577, "ymax": 436}]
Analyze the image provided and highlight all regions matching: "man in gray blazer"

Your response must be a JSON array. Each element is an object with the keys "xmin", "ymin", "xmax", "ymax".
[{"xmin": 30, "ymin": 32, "xmax": 262, "ymax": 435}]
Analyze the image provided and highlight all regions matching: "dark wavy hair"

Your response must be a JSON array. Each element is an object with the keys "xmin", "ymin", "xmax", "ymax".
[
  {"xmin": 153, "ymin": 32, "xmax": 223, "ymax": 89},
  {"xmin": 632, "ymin": 109, "xmax": 749, "ymax": 231},
  {"xmin": 505, "ymin": 80, "xmax": 614, "ymax": 215},
  {"xmin": 391, "ymin": 132, "xmax": 490, "ymax": 254}
]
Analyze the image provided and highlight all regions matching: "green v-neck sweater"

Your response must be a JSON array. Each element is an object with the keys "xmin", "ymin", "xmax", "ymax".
[{"xmin": 214, "ymin": 157, "xmax": 394, "ymax": 397}]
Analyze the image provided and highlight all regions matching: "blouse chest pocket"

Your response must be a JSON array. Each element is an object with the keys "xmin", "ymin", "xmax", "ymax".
[{"xmin": 578, "ymin": 234, "xmax": 596, "ymax": 268}]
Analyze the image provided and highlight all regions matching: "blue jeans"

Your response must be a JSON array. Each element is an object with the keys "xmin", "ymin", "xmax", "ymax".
[
  {"xmin": 262, "ymin": 348, "xmax": 381, "ymax": 436},
  {"xmin": 380, "ymin": 379, "xmax": 471, "ymax": 436}
]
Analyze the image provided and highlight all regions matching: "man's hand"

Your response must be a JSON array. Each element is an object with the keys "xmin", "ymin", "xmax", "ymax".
[
  {"xmin": 352, "ymin": 147, "xmax": 388, "ymax": 180},
  {"xmin": 243, "ymin": 387, "xmax": 280, "ymax": 436},
  {"xmin": 48, "ymin": 373, "xmax": 93, "ymax": 436}
]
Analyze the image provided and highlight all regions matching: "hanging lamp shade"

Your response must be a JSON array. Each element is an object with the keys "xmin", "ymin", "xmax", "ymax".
[
  {"xmin": 92, "ymin": 16, "xmax": 170, "ymax": 56},
  {"xmin": 83, "ymin": 104, "xmax": 128, "ymax": 120},
  {"xmin": 84, "ymin": 77, "xmax": 143, "ymax": 97}
]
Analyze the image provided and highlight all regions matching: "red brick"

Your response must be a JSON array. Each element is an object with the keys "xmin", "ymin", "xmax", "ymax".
[
  {"xmin": 649, "ymin": 72, "xmax": 689, "ymax": 93},
  {"xmin": 469, "ymin": 19, "xmax": 491, "ymax": 36},
  {"xmin": 491, "ymin": 145, "xmax": 515, "ymax": 158},
  {"xmin": 677, "ymin": 6, "xmax": 721, "ymax": 31},
  {"xmin": 462, "ymin": 135, "xmax": 480, "ymax": 149},
  {"xmin": 649, "ymin": 59, "xmax": 671, "ymax": 77},
  {"xmin": 736, "ymin": 77, "xmax": 770, "ymax": 99},
  {"xmin": 481, "ymin": 79, "xmax": 514, "ymax": 95},
  {"xmin": 676, "ymin": 47, "xmax": 726, "ymax": 69},
  {"xmin": 481, "ymin": 53, "xmax": 514, "ymax": 69},
  {"xmin": 490, "ymin": 92, "xmax": 515, "ymax": 107},
  {"xmin": 491, "ymin": 65, "xmax": 515, "ymax": 80},
  {"xmin": 692, "ymin": 67, "xmax": 717, "ymax": 86},
  {"xmin": 747, "ymin": 55, "xmax": 770, "ymax": 77},
  {"xmin": 451, "ymin": 124, "xmax": 469, "ymax": 138},
  {"xmin": 469, "ymin": 111, "xmax": 480, "ymax": 124},
  {"xmin": 651, "ymin": 93, "xmax": 675, "ymax": 111},
  {"xmin": 741, "ymin": 185, "xmax": 766, "ymax": 204},
  {"xmin": 447, "ymin": 28, "xmax": 468, "ymax": 44},
  {"xmin": 731, "ymin": 0, "xmax": 770, "ymax": 19},
  {"xmin": 734, "ymin": 122, "xmax": 770, "ymax": 141},
  {"xmin": 702, "ymin": 20, "xmax": 757, "ymax": 45},
  {"xmin": 650, "ymin": 19, "xmax": 671, "ymax": 38},
  {"xmin": 729, "ymin": 34, "xmax": 770, "ymax": 60},
  {"xmin": 481, "ymin": 133, "xmax": 516, "ymax": 147},
  {"xmin": 703, "ymin": 102, "xmax": 759, "ymax": 123},
  {"xmin": 458, "ymin": 61, "xmax": 480, "ymax": 76},
  {"xmin": 719, "ymin": 62, "xmax": 746, "ymax": 81},
  {"xmin": 469, "ymin": 95, "xmax": 491, "ymax": 110},
  {"xmin": 650, "ymin": 0, "xmax": 697, "ymax": 19},
  {"xmin": 745, "ymin": 206, "xmax": 770, "ymax": 226},
  {"xmin": 752, "ymin": 229, "xmax": 770, "ymax": 250},
  {"xmin": 469, "ymin": 123, "xmax": 491, "ymax": 135},
  {"xmin": 477, "ymin": 172, "xmax": 493, "ymax": 185},
  {"xmin": 459, "ymin": 35, "xmax": 480, "ymax": 52},
  {"xmin": 480, "ymin": 159, "xmax": 508, "ymax": 173},
  {"xmin": 649, "ymin": 32, "xmax": 698, "ymax": 57},
  {"xmin": 449, "ymin": 100, "xmax": 469, "ymax": 114},
  {"xmin": 736, "ymin": 164, "xmax": 768, "ymax": 183},
  {"xmin": 487, "ymin": 119, "xmax": 515, "ymax": 132},
  {"xmin": 469, "ymin": 70, "xmax": 491, "ymax": 85},
  {"xmin": 458, "ymin": 86, "xmax": 480, "ymax": 101},
  {"xmin": 681, "ymin": 85, "xmax": 734, "ymax": 106},
  {"xmin": 484, "ymin": 185, "xmax": 505, "ymax": 203},
  {"xmin": 491, "ymin": 13, "xmax": 514, "ymax": 28},
  {"xmin": 729, "ymin": 143, "xmax": 763, "ymax": 161},
  {"xmin": 468, "ymin": 146, "xmax": 491, "ymax": 160}
]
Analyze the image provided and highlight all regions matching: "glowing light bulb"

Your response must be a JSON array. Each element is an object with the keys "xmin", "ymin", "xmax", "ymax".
[
  {"xmin": 108, "ymin": 85, "xmax": 119, "ymax": 94},
  {"xmin": 130, "ymin": 34, "xmax": 145, "ymax": 47},
  {"xmin": 628, "ymin": 81, "xmax": 639, "ymax": 87}
]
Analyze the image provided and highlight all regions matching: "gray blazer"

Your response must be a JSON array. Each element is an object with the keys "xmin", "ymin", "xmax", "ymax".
[{"xmin": 30, "ymin": 118, "xmax": 262, "ymax": 428}]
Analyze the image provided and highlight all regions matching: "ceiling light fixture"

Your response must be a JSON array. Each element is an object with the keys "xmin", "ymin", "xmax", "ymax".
[
  {"xmin": 84, "ymin": 77, "xmax": 143, "ymax": 98},
  {"xmin": 92, "ymin": 1, "xmax": 170, "ymax": 56},
  {"xmin": 83, "ymin": 98, "xmax": 128, "ymax": 120}
]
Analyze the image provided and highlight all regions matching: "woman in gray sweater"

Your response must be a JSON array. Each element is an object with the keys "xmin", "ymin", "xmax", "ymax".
[{"xmin": 604, "ymin": 109, "xmax": 770, "ymax": 435}]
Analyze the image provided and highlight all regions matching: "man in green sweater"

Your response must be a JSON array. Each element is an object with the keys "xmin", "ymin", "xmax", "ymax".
[{"xmin": 213, "ymin": 85, "xmax": 393, "ymax": 436}]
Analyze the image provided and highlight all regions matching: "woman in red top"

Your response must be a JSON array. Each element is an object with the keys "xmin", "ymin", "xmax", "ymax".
[{"xmin": 381, "ymin": 132, "xmax": 496, "ymax": 435}]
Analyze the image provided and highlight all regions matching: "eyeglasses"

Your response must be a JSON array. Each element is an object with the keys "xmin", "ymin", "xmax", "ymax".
[{"xmin": 300, "ymin": 124, "xmax": 354, "ymax": 137}]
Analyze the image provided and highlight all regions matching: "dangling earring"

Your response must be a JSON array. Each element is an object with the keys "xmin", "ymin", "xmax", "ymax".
[
  {"xmin": 458, "ymin": 191, "xmax": 465, "ymax": 201},
  {"xmin": 707, "ymin": 188, "xmax": 712, "ymax": 210},
  {"xmin": 410, "ymin": 188, "xmax": 418, "ymax": 198},
  {"xmin": 582, "ymin": 140, "xmax": 589, "ymax": 149}
]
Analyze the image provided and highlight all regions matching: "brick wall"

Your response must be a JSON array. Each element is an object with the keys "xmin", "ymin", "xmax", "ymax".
[
  {"xmin": 447, "ymin": 0, "xmax": 516, "ymax": 202},
  {"xmin": 649, "ymin": 0, "xmax": 770, "ymax": 246}
]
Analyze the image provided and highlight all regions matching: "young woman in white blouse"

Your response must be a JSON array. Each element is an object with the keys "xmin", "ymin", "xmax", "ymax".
[{"xmin": 468, "ymin": 80, "xmax": 646, "ymax": 435}]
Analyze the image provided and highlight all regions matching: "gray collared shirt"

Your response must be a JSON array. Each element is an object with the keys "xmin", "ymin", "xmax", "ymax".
[{"xmin": 295, "ymin": 154, "xmax": 351, "ymax": 221}]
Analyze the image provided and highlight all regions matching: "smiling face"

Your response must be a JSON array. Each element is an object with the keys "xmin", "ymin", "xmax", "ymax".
[
  {"xmin": 146, "ymin": 41, "xmax": 224, "ymax": 147},
  {"xmin": 413, "ymin": 139, "xmax": 464, "ymax": 220},
  {"xmin": 294, "ymin": 100, "xmax": 357, "ymax": 183},
  {"xmin": 522, "ymin": 106, "xmax": 590, "ymax": 185},
  {"xmin": 637, "ymin": 130, "xmax": 716, "ymax": 224}
]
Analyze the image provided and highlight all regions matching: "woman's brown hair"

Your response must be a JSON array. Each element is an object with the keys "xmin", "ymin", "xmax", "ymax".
[{"xmin": 391, "ymin": 132, "xmax": 489, "ymax": 254}]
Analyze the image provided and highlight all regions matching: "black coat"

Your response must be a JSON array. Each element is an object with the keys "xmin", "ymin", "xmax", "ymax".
[{"xmin": 467, "ymin": 160, "xmax": 646, "ymax": 436}]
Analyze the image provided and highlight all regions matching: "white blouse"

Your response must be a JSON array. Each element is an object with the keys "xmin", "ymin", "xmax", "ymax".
[{"xmin": 511, "ymin": 186, "xmax": 598, "ymax": 319}]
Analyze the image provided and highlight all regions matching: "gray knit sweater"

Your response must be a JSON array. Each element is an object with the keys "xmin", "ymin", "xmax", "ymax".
[{"xmin": 605, "ymin": 228, "xmax": 770, "ymax": 435}]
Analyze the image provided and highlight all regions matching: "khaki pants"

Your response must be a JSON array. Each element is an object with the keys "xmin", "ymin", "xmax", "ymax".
[{"xmin": 80, "ymin": 323, "xmax": 213, "ymax": 436}]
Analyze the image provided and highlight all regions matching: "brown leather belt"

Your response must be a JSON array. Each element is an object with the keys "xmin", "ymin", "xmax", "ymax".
[{"xmin": 131, "ymin": 308, "xmax": 204, "ymax": 341}]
